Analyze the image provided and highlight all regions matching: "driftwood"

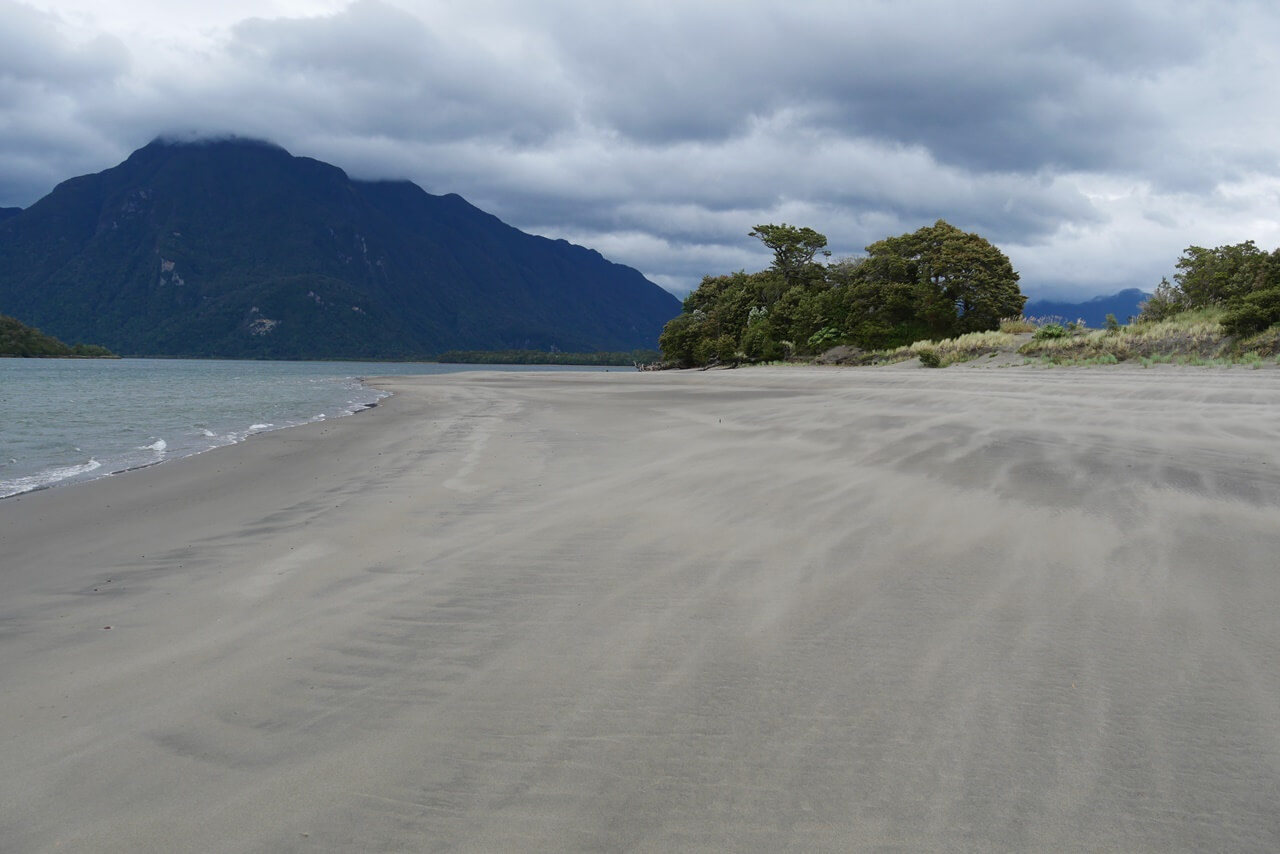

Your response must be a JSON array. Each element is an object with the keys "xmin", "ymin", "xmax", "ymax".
[
  {"xmin": 699, "ymin": 355, "xmax": 739, "ymax": 371},
  {"xmin": 631, "ymin": 357, "xmax": 739, "ymax": 372}
]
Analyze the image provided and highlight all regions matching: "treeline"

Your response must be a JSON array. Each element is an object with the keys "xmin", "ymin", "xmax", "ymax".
[
  {"xmin": 0, "ymin": 314, "xmax": 115, "ymax": 357},
  {"xmin": 659, "ymin": 220, "xmax": 1026, "ymax": 367},
  {"xmin": 437, "ymin": 349, "xmax": 662, "ymax": 366},
  {"xmin": 1140, "ymin": 241, "xmax": 1280, "ymax": 335}
]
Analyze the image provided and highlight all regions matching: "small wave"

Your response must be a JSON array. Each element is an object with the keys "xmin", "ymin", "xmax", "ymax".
[
  {"xmin": 0, "ymin": 458, "xmax": 103, "ymax": 498},
  {"xmin": 139, "ymin": 438, "xmax": 168, "ymax": 453},
  {"xmin": 200, "ymin": 428, "xmax": 217, "ymax": 438},
  {"xmin": 249, "ymin": 423, "xmax": 274, "ymax": 432}
]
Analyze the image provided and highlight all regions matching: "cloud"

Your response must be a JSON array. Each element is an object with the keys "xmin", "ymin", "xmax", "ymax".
[
  {"xmin": 2, "ymin": 0, "xmax": 1280, "ymax": 300},
  {"xmin": 0, "ymin": 1, "xmax": 130, "ymax": 200},
  {"xmin": 224, "ymin": 0, "xmax": 572, "ymax": 141},
  {"xmin": 0, "ymin": 0, "xmax": 128, "ymax": 84}
]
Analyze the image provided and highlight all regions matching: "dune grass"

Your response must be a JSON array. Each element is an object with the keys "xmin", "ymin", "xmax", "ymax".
[
  {"xmin": 862, "ymin": 307, "xmax": 1279, "ymax": 367},
  {"xmin": 998, "ymin": 316, "xmax": 1037, "ymax": 334},
  {"xmin": 1017, "ymin": 308, "xmax": 1229, "ymax": 363},
  {"xmin": 880, "ymin": 330, "xmax": 1024, "ymax": 366}
]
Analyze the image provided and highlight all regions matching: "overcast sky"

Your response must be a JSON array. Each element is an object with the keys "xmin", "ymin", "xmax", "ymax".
[{"xmin": 3, "ymin": 0, "xmax": 1279, "ymax": 299}]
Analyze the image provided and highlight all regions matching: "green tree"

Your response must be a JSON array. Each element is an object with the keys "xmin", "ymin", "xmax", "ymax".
[
  {"xmin": 857, "ymin": 220, "xmax": 1024, "ymax": 338},
  {"xmin": 0, "ymin": 314, "xmax": 116, "ymax": 357},
  {"xmin": 767, "ymin": 284, "xmax": 827, "ymax": 351},
  {"xmin": 694, "ymin": 332, "xmax": 739, "ymax": 366},
  {"xmin": 658, "ymin": 220, "xmax": 1024, "ymax": 365},
  {"xmin": 1174, "ymin": 242, "xmax": 1267, "ymax": 306},
  {"xmin": 749, "ymin": 224, "xmax": 831, "ymax": 287},
  {"xmin": 1138, "ymin": 277, "xmax": 1183, "ymax": 321},
  {"xmin": 1221, "ymin": 249, "xmax": 1280, "ymax": 336},
  {"xmin": 1140, "ymin": 241, "xmax": 1270, "ymax": 320},
  {"xmin": 657, "ymin": 310, "xmax": 707, "ymax": 367}
]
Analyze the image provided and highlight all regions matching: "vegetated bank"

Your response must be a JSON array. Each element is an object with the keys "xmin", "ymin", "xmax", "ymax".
[
  {"xmin": 658, "ymin": 224, "xmax": 1280, "ymax": 370},
  {"xmin": 657, "ymin": 220, "xmax": 1026, "ymax": 368},
  {"xmin": 823, "ymin": 308, "xmax": 1276, "ymax": 369},
  {"xmin": 0, "ymin": 314, "xmax": 116, "ymax": 357},
  {"xmin": 880, "ymin": 239, "xmax": 1280, "ymax": 368}
]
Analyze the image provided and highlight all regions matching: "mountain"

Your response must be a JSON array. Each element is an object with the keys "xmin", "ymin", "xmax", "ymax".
[
  {"xmin": 0, "ymin": 138, "xmax": 680, "ymax": 358},
  {"xmin": 1024, "ymin": 288, "xmax": 1150, "ymax": 328},
  {"xmin": 0, "ymin": 207, "xmax": 22, "ymax": 222}
]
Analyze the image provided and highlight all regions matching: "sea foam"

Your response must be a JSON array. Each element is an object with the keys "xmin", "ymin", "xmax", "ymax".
[{"xmin": 0, "ymin": 458, "xmax": 102, "ymax": 498}]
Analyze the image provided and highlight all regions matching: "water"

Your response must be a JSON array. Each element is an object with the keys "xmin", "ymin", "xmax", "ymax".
[{"xmin": 0, "ymin": 359, "xmax": 609, "ymax": 498}]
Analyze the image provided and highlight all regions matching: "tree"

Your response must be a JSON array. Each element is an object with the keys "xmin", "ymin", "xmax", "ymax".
[
  {"xmin": 749, "ymin": 224, "xmax": 831, "ymax": 287},
  {"xmin": 1174, "ymin": 242, "xmax": 1267, "ymax": 306},
  {"xmin": 1138, "ymin": 277, "xmax": 1182, "ymax": 321},
  {"xmin": 833, "ymin": 272, "xmax": 933, "ymax": 349},
  {"xmin": 1220, "ymin": 249, "xmax": 1280, "ymax": 336},
  {"xmin": 767, "ymin": 284, "xmax": 827, "ymax": 351},
  {"xmin": 657, "ymin": 310, "xmax": 706, "ymax": 367},
  {"xmin": 857, "ymin": 220, "xmax": 1024, "ymax": 338},
  {"xmin": 1140, "ymin": 241, "xmax": 1270, "ymax": 320},
  {"xmin": 0, "ymin": 314, "xmax": 116, "ymax": 357},
  {"xmin": 658, "ymin": 220, "xmax": 1024, "ymax": 365}
]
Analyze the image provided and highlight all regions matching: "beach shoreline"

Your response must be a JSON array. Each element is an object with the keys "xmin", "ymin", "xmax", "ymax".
[{"xmin": 3, "ymin": 366, "xmax": 1279, "ymax": 851}]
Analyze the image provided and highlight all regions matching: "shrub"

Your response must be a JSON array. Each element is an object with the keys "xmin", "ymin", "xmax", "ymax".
[
  {"xmin": 807, "ymin": 326, "xmax": 840, "ymax": 351},
  {"xmin": 1033, "ymin": 322, "xmax": 1067, "ymax": 340},
  {"xmin": 1221, "ymin": 285, "xmax": 1280, "ymax": 337},
  {"xmin": 917, "ymin": 348, "xmax": 941, "ymax": 368},
  {"xmin": 707, "ymin": 333, "xmax": 739, "ymax": 364}
]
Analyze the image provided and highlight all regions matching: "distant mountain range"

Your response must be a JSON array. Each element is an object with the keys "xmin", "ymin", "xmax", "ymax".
[
  {"xmin": 0, "ymin": 139, "xmax": 680, "ymax": 359},
  {"xmin": 1024, "ymin": 288, "xmax": 1150, "ymax": 328}
]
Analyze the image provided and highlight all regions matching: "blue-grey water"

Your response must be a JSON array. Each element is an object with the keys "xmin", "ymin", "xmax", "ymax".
[{"xmin": 0, "ymin": 359, "xmax": 608, "ymax": 499}]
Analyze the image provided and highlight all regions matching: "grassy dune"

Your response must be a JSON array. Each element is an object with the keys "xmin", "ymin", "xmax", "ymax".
[{"xmin": 848, "ymin": 308, "xmax": 1280, "ymax": 368}]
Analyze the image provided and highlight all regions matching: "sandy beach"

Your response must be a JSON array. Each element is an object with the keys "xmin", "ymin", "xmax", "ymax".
[{"xmin": 2, "ymin": 365, "xmax": 1280, "ymax": 852}]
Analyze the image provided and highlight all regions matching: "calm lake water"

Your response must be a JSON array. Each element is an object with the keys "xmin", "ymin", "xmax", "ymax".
[{"xmin": 0, "ymin": 359, "xmax": 608, "ymax": 498}]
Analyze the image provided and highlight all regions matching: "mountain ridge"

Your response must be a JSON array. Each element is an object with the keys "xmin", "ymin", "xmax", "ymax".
[
  {"xmin": 1024, "ymin": 288, "xmax": 1150, "ymax": 328},
  {"xmin": 0, "ymin": 138, "xmax": 680, "ymax": 358}
]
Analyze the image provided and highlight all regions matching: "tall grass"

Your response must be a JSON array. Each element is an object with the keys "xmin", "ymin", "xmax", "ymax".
[
  {"xmin": 884, "ymin": 330, "xmax": 1022, "ymax": 366},
  {"xmin": 868, "ymin": 306, "xmax": 1278, "ymax": 367},
  {"xmin": 999, "ymin": 316, "xmax": 1037, "ymax": 334},
  {"xmin": 1018, "ymin": 307, "xmax": 1229, "ymax": 363}
]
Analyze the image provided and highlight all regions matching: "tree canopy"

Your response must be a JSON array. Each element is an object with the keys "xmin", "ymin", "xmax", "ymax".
[
  {"xmin": 1140, "ymin": 241, "xmax": 1280, "ymax": 332},
  {"xmin": 659, "ymin": 220, "xmax": 1024, "ymax": 367},
  {"xmin": 0, "ymin": 314, "xmax": 115, "ymax": 357},
  {"xmin": 749, "ymin": 224, "xmax": 830, "ymax": 286},
  {"xmin": 860, "ymin": 220, "xmax": 1025, "ymax": 337}
]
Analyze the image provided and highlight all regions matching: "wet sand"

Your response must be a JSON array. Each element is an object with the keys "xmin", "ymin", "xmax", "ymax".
[{"xmin": 2, "ymin": 365, "xmax": 1280, "ymax": 852}]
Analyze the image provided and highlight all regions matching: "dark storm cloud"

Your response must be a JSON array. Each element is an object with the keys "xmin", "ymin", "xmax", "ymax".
[
  {"xmin": 2, "ymin": 0, "xmax": 1278, "ymax": 299},
  {"xmin": 224, "ymin": 0, "xmax": 574, "ymax": 144},
  {"xmin": 807, "ymin": 1, "xmax": 1206, "ymax": 175},
  {"xmin": 535, "ymin": 0, "xmax": 1210, "ymax": 173},
  {"xmin": 0, "ymin": 0, "xmax": 130, "ymax": 203}
]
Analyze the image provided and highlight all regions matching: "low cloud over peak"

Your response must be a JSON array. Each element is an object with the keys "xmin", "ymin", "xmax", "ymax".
[{"xmin": 3, "ymin": 0, "xmax": 1279, "ymax": 299}]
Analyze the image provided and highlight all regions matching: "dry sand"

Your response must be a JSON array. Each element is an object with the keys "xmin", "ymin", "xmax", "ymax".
[{"xmin": 2, "ymin": 365, "xmax": 1280, "ymax": 852}]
